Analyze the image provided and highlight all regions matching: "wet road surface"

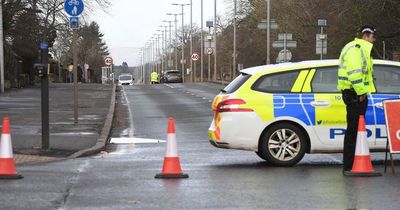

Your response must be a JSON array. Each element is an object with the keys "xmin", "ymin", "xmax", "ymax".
[{"xmin": 0, "ymin": 83, "xmax": 400, "ymax": 209}]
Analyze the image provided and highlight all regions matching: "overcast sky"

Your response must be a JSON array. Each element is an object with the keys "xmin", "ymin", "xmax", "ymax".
[{"xmin": 91, "ymin": 0, "xmax": 229, "ymax": 67}]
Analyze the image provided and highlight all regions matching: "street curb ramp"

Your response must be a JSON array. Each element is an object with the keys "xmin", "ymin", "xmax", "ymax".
[{"xmin": 69, "ymin": 84, "xmax": 116, "ymax": 158}]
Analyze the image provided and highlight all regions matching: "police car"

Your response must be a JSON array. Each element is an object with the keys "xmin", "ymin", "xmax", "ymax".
[{"xmin": 208, "ymin": 60, "xmax": 400, "ymax": 166}]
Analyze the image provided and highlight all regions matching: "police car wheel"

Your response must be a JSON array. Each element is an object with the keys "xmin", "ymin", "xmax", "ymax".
[{"xmin": 259, "ymin": 123, "xmax": 306, "ymax": 166}]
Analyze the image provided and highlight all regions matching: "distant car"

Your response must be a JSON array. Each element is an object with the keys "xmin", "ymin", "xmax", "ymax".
[
  {"xmin": 118, "ymin": 74, "xmax": 134, "ymax": 86},
  {"xmin": 163, "ymin": 70, "xmax": 183, "ymax": 83}
]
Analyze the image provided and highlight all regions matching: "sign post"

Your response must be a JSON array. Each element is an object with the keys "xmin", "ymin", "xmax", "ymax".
[
  {"xmin": 191, "ymin": 53, "xmax": 199, "ymax": 82},
  {"xmin": 383, "ymin": 99, "xmax": 400, "ymax": 174},
  {"xmin": 65, "ymin": 0, "xmax": 84, "ymax": 124},
  {"xmin": 40, "ymin": 42, "xmax": 49, "ymax": 149}
]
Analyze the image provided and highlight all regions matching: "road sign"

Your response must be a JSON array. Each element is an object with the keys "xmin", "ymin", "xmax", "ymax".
[
  {"xmin": 316, "ymin": 34, "xmax": 328, "ymax": 55},
  {"xmin": 40, "ymin": 41, "xmax": 48, "ymax": 50},
  {"xmin": 191, "ymin": 53, "xmax": 199, "ymax": 62},
  {"xmin": 257, "ymin": 19, "xmax": 278, "ymax": 30},
  {"xmin": 272, "ymin": 41, "xmax": 297, "ymax": 48},
  {"xmin": 64, "ymin": 0, "xmax": 84, "ymax": 17},
  {"xmin": 278, "ymin": 33, "xmax": 293, "ymax": 41},
  {"xmin": 277, "ymin": 49, "xmax": 292, "ymax": 63},
  {"xmin": 206, "ymin": 48, "xmax": 213, "ymax": 55},
  {"xmin": 104, "ymin": 57, "xmax": 113, "ymax": 66},
  {"xmin": 69, "ymin": 16, "xmax": 79, "ymax": 29},
  {"xmin": 384, "ymin": 99, "xmax": 400, "ymax": 153}
]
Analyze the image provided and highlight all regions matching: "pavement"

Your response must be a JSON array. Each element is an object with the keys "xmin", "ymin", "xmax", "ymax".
[
  {"xmin": 1, "ymin": 82, "xmax": 400, "ymax": 209},
  {"xmin": 0, "ymin": 83, "xmax": 114, "ymax": 163}
]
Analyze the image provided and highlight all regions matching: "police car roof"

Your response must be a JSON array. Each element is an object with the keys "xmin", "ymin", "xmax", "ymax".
[{"xmin": 240, "ymin": 59, "xmax": 400, "ymax": 75}]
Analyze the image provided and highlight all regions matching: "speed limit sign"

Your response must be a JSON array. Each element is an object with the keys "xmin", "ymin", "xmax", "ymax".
[
  {"xmin": 206, "ymin": 48, "xmax": 213, "ymax": 55},
  {"xmin": 104, "ymin": 57, "xmax": 113, "ymax": 66},
  {"xmin": 191, "ymin": 53, "xmax": 199, "ymax": 62}
]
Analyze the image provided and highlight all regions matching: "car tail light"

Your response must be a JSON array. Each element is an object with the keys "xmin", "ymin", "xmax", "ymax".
[{"xmin": 216, "ymin": 99, "xmax": 253, "ymax": 112}]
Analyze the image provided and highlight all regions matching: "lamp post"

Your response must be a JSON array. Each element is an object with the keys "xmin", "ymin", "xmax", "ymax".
[
  {"xmin": 213, "ymin": 0, "xmax": 217, "ymax": 81},
  {"xmin": 167, "ymin": 13, "xmax": 182, "ymax": 71},
  {"xmin": 0, "ymin": 3, "xmax": 4, "ymax": 93},
  {"xmin": 233, "ymin": 0, "xmax": 237, "ymax": 80},
  {"xmin": 200, "ymin": 0, "xmax": 204, "ymax": 82},
  {"xmin": 163, "ymin": 20, "xmax": 174, "ymax": 70},
  {"xmin": 190, "ymin": 0, "xmax": 193, "ymax": 82},
  {"xmin": 172, "ymin": 3, "xmax": 190, "ymax": 83}
]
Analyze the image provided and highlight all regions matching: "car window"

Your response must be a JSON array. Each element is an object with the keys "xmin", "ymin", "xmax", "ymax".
[
  {"xmin": 251, "ymin": 71, "xmax": 299, "ymax": 93},
  {"xmin": 167, "ymin": 72, "xmax": 181, "ymax": 75},
  {"xmin": 119, "ymin": 76, "xmax": 132, "ymax": 80},
  {"xmin": 374, "ymin": 65, "xmax": 400, "ymax": 93},
  {"xmin": 311, "ymin": 66, "xmax": 340, "ymax": 93},
  {"xmin": 223, "ymin": 73, "xmax": 251, "ymax": 94}
]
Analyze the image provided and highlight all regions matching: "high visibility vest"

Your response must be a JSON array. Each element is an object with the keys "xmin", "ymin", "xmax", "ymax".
[
  {"xmin": 337, "ymin": 38, "xmax": 374, "ymax": 95},
  {"xmin": 151, "ymin": 72, "xmax": 158, "ymax": 82}
]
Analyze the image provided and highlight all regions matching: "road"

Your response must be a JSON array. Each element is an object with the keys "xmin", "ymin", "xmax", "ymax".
[{"xmin": 1, "ymin": 83, "xmax": 400, "ymax": 210}]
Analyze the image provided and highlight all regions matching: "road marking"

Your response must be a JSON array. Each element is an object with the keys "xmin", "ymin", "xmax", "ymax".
[
  {"xmin": 122, "ymin": 87, "xmax": 135, "ymax": 137},
  {"xmin": 164, "ymin": 84, "xmax": 174, "ymax": 89},
  {"xmin": 110, "ymin": 137, "xmax": 165, "ymax": 144}
]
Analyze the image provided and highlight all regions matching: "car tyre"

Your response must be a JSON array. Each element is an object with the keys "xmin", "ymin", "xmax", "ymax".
[{"xmin": 258, "ymin": 123, "xmax": 307, "ymax": 167}]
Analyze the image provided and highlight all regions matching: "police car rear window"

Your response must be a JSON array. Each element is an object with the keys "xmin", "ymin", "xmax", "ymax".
[
  {"xmin": 251, "ymin": 71, "xmax": 299, "ymax": 93},
  {"xmin": 222, "ymin": 73, "xmax": 251, "ymax": 94}
]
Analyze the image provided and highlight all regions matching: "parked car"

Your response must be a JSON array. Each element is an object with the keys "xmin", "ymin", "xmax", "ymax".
[
  {"xmin": 208, "ymin": 59, "xmax": 400, "ymax": 166},
  {"xmin": 163, "ymin": 70, "xmax": 183, "ymax": 83}
]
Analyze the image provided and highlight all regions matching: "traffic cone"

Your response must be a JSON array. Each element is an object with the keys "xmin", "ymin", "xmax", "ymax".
[
  {"xmin": 155, "ymin": 117, "xmax": 188, "ymax": 179},
  {"xmin": 0, "ymin": 117, "xmax": 23, "ymax": 179},
  {"xmin": 347, "ymin": 115, "xmax": 381, "ymax": 177}
]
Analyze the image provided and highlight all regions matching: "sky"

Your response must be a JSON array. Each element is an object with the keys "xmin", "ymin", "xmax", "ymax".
[{"xmin": 91, "ymin": 0, "xmax": 229, "ymax": 67}]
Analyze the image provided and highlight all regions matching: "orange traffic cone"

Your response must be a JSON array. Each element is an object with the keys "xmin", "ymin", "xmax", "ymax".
[
  {"xmin": 155, "ymin": 117, "xmax": 188, "ymax": 179},
  {"xmin": 347, "ymin": 115, "xmax": 381, "ymax": 177},
  {"xmin": 0, "ymin": 117, "xmax": 23, "ymax": 179}
]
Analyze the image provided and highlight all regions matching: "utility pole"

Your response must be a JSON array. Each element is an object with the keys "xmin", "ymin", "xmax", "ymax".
[
  {"xmin": 266, "ymin": 0, "xmax": 271, "ymax": 64},
  {"xmin": 190, "ymin": 0, "xmax": 193, "ymax": 82},
  {"xmin": 163, "ymin": 20, "xmax": 174, "ymax": 70},
  {"xmin": 167, "ymin": 13, "xmax": 181, "ymax": 70},
  {"xmin": 0, "ymin": 3, "xmax": 4, "ymax": 93},
  {"xmin": 172, "ymin": 3, "xmax": 190, "ymax": 83},
  {"xmin": 72, "ymin": 27, "xmax": 78, "ymax": 124},
  {"xmin": 233, "ymin": 0, "xmax": 237, "ymax": 80},
  {"xmin": 213, "ymin": 0, "xmax": 217, "ymax": 81},
  {"xmin": 200, "ymin": 0, "xmax": 204, "ymax": 82}
]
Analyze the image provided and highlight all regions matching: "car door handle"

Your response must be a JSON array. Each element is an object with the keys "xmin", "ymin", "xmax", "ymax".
[
  {"xmin": 310, "ymin": 100, "xmax": 331, "ymax": 107},
  {"xmin": 374, "ymin": 102, "xmax": 384, "ymax": 109}
]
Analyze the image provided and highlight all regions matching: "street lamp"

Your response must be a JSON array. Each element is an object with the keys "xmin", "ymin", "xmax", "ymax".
[
  {"xmin": 163, "ymin": 20, "xmax": 174, "ymax": 71},
  {"xmin": 167, "ymin": 13, "xmax": 182, "ymax": 71},
  {"xmin": 233, "ymin": 0, "xmax": 237, "ymax": 80},
  {"xmin": 213, "ymin": 0, "xmax": 217, "ymax": 81},
  {"xmin": 172, "ymin": 3, "xmax": 190, "ymax": 83},
  {"xmin": 0, "ymin": 3, "xmax": 4, "ymax": 93}
]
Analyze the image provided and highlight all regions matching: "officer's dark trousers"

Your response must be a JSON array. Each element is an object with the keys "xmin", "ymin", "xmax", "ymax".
[{"xmin": 341, "ymin": 89, "xmax": 368, "ymax": 171}]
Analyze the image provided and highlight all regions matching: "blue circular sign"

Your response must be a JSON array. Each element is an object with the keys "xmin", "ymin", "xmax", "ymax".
[{"xmin": 64, "ymin": 0, "xmax": 84, "ymax": 17}]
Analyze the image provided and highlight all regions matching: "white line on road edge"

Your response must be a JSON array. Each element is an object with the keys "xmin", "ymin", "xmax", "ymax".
[
  {"xmin": 122, "ymin": 87, "xmax": 135, "ymax": 137},
  {"xmin": 164, "ymin": 84, "xmax": 174, "ymax": 89},
  {"xmin": 110, "ymin": 137, "xmax": 166, "ymax": 144}
]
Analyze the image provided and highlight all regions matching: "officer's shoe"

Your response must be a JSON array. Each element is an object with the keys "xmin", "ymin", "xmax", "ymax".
[{"xmin": 342, "ymin": 170, "xmax": 352, "ymax": 176}]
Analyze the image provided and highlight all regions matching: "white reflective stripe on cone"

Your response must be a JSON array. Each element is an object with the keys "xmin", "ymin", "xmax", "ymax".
[
  {"xmin": 0, "ymin": 134, "xmax": 14, "ymax": 158},
  {"xmin": 165, "ymin": 133, "xmax": 178, "ymax": 157},
  {"xmin": 355, "ymin": 131, "xmax": 370, "ymax": 156}
]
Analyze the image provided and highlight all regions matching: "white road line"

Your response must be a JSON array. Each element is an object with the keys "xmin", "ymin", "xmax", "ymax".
[
  {"xmin": 164, "ymin": 84, "xmax": 174, "ymax": 89},
  {"xmin": 122, "ymin": 87, "xmax": 135, "ymax": 137}
]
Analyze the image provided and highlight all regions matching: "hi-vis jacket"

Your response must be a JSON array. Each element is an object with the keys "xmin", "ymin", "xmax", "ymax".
[
  {"xmin": 337, "ymin": 38, "xmax": 374, "ymax": 95},
  {"xmin": 151, "ymin": 72, "xmax": 158, "ymax": 82}
]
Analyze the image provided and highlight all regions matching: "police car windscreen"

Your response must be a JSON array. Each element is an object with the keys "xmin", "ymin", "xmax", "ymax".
[
  {"xmin": 119, "ymin": 75, "xmax": 132, "ymax": 80},
  {"xmin": 223, "ymin": 73, "xmax": 251, "ymax": 94}
]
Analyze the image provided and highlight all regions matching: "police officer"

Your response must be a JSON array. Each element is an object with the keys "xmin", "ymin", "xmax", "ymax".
[
  {"xmin": 151, "ymin": 71, "xmax": 159, "ymax": 84},
  {"xmin": 337, "ymin": 25, "xmax": 376, "ymax": 175}
]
